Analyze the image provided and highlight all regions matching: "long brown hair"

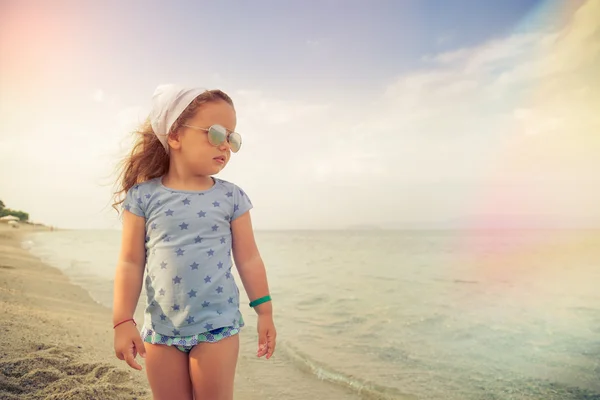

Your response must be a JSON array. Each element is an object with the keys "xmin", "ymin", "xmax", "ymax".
[{"xmin": 112, "ymin": 89, "xmax": 234, "ymax": 213}]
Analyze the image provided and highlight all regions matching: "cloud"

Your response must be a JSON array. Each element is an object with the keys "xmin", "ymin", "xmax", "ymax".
[{"xmin": 281, "ymin": 0, "xmax": 600, "ymax": 188}]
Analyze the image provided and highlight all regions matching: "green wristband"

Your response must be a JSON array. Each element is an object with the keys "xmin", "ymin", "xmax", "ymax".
[{"xmin": 249, "ymin": 295, "xmax": 271, "ymax": 308}]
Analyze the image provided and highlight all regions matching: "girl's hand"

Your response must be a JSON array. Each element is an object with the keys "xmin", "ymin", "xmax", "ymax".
[
  {"xmin": 256, "ymin": 314, "xmax": 276, "ymax": 359},
  {"xmin": 113, "ymin": 321, "xmax": 146, "ymax": 370}
]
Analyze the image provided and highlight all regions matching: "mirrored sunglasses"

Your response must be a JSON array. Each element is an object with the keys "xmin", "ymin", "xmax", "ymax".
[{"xmin": 182, "ymin": 124, "xmax": 242, "ymax": 153}]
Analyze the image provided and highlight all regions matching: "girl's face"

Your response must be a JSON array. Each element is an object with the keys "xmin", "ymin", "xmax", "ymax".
[{"xmin": 169, "ymin": 100, "xmax": 237, "ymax": 176}]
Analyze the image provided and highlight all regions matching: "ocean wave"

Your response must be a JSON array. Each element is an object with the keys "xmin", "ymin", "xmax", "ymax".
[
  {"xmin": 20, "ymin": 240, "xmax": 34, "ymax": 250},
  {"xmin": 280, "ymin": 342, "xmax": 417, "ymax": 400}
]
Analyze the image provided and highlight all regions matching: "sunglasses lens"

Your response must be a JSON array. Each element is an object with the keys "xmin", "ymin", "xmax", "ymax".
[
  {"xmin": 208, "ymin": 125, "xmax": 227, "ymax": 146},
  {"xmin": 229, "ymin": 132, "xmax": 242, "ymax": 153}
]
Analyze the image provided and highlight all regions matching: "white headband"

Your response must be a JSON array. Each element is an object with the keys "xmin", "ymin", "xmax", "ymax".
[{"xmin": 149, "ymin": 84, "xmax": 208, "ymax": 154}]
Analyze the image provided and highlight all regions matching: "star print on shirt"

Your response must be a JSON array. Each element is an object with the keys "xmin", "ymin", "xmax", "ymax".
[
  {"xmin": 204, "ymin": 275, "xmax": 212, "ymax": 284},
  {"xmin": 159, "ymin": 288, "xmax": 165, "ymax": 296},
  {"xmin": 145, "ymin": 194, "xmax": 151, "ymax": 199},
  {"xmin": 151, "ymin": 223, "xmax": 157, "ymax": 230},
  {"xmin": 204, "ymin": 323, "xmax": 213, "ymax": 330},
  {"xmin": 165, "ymin": 209, "xmax": 174, "ymax": 216},
  {"xmin": 182, "ymin": 198, "xmax": 191, "ymax": 205},
  {"xmin": 225, "ymin": 271, "xmax": 232, "ymax": 279},
  {"xmin": 220, "ymin": 237, "xmax": 226, "ymax": 244},
  {"xmin": 186, "ymin": 316, "xmax": 195, "ymax": 324},
  {"xmin": 173, "ymin": 329, "xmax": 181, "ymax": 336},
  {"xmin": 216, "ymin": 286, "xmax": 224, "ymax": 294},
  {"xmin": 213, "ymin": 201, "xmax": 220, "ymax": 207},
  {"xmin": 124, "ymin": 204, "xmax": 131, "ymax": 211},
  {"xmin": 137, "ymin": 197, "xmax": 143, "ymax": 204},
  {"xmin": 217, "ymin": 261, "xmax": 223, "ymax": 269},
  {"xmin": 179, "ymin": 222, "xmax": 189, "ymax": 230},
  {"xmin": 234, "ymin": 204, "xmax": 239, "ymax": 212},
  {"xmin": 207, "ymin": 249, "xmax": 214, "ymax": 257},
  {"xmin": 226, "ymin": 191, "xmax": 233, "ymax": 197},
  {"xmin": 228, "ymin": 297, "xmax": 234, "ymax": 304},
  {"xmin": 172, "ymin": 304, "xmax": 180, "ymax": 311},
  {"xmin": 176, "ymin": 248, "xmax": 185, "ymax": 256},
  {"xmin": 173, "ymin": 276, "xmax": 182, "ymax": 284},
  {"xmin": 197, "ymin": 211, "xmax": 206, "ymax": 218},
  {"xmin": 194, "ymin": 236, "xmax": 203, "ymax": 243},
  {"xmin": 160, "ymin": 313, "xmax": 167, "ymax": 321},
  {"xmin": 212, "ymin": 224, "xmax": 219, "ymax": 231},
  {"xmin": 188, "ymin": 289, "xmax": 197, "ymax": 298},
  {"xmin": 202, "ymin": 301, "xmax": 210, "ymax": 307},
  {"xmin": 160, "ymin": 261, "xmax": 167, "ymax": 269},
  {"xmin": 190, "ymin": 262, "xmax": 199, "ymax": 270}
]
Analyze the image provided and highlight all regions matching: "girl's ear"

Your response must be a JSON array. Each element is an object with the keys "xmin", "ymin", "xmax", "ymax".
[{"xmin": 167, "ymin": 130, "xmax": 182, "ymax": 151}]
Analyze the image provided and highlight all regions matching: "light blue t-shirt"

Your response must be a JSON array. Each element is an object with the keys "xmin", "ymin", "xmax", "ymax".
[{"xmin": 122, "ymin": 177, "xmax": 253, "ymax": 337}]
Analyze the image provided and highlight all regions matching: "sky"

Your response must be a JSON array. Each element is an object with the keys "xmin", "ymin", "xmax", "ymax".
[{"xmin": 0, "ymin": 0, "xmax": 599, "ymax": 230}]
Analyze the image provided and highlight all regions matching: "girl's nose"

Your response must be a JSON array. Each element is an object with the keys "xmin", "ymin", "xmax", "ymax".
[{"xmin": 218, "ymin": 140, "xmax": 231, "ymax": 152}]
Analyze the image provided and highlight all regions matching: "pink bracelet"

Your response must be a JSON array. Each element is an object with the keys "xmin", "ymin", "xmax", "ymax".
[{"xmin": 113, "ymin": 318, "xmax": 136, "ymax": 329}]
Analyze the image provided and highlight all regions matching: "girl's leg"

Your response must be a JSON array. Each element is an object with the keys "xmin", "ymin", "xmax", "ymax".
[
  {"xmin": 145, "ymin": 343, "xmax": 194, "ymax": 400},
  {"xmin": 188, "ymin": 334, "xmax": 240, "ymax": 400}
]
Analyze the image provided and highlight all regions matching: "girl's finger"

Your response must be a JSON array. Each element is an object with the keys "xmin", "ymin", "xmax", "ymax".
[
  {"xmin": 257, "ymin": 330, "xmax": 268, "ymax": 357},
  {"xmin": 257, "ymin": 342, "xmax": 268, "ymax": 357},
  {"xmin": 266, "ymin": 330, "xmax": 276, "ymax": 359}
]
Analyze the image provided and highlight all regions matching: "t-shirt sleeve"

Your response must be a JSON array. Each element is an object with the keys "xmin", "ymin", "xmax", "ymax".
[
  {"xmin": 231, "ymin": 184, "xmax": 253, "ymax": 221},
  {"xmin": 122, "ymin": 185, "xmax": 146, "ymax": 218}
]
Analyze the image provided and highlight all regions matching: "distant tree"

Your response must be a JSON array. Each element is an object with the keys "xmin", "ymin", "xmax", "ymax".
[{"xmin": 0, "ymin": 200, "xmax": 29, "ymax": 221}]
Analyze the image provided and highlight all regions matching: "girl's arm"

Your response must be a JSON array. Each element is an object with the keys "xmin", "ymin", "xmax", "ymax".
[
  {"xmin": 112, "ymin": 210, "xmax": 147, "ymax": 326},
  {"xmin": 231, "ymin": 211, "xmax": 271, "ymax": 316},
  {"xmin": 231, "ymin": 211, "xmax": 276, "ymax": 359}
]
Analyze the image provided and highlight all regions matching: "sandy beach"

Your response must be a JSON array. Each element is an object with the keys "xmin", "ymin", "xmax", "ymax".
[{"xmin": 0, "ymin": 224, "xmax": 150, "ymax": 399}]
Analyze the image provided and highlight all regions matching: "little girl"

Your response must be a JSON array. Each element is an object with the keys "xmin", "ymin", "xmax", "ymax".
[{"xmin": 111, "ymin": 84, "xmax": 276, "ymax": 400}]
